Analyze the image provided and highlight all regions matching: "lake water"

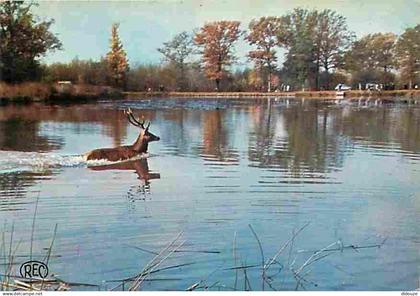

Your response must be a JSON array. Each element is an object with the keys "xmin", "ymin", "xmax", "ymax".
[{"xmin": 0, "ymin": 97, "xmax": 419, "ymax": 291}]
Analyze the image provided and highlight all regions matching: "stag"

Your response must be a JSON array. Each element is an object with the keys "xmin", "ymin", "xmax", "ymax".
[{"xmin": 84, "ymin": 108, "xmax": 160, "ymax": 161}]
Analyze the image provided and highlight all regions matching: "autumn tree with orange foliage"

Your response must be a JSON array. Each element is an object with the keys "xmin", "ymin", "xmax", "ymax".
[
  {"xmin": 107, "ymin": 23, "xmax": 129, "ymax": 89},
  {"xmin": 246, "ymin": 17, "xmax": 282, "ymax": 92},
  {"xmin": 194, "ymin": 21, "xmax": 242, "ymax": 91}
]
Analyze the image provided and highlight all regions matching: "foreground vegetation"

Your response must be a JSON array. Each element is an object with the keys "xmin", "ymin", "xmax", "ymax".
[
  {"xmin": 0, "ymin": 1, "xmax": 419, "ymax": 95},
  {"xmin": 1, "ymin": 217, "xmax": 386, "ymax": 291}
]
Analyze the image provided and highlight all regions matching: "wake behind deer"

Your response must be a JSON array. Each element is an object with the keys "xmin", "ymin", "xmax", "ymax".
[{"xmin": 84, "ymin": 108, "xmax": 160, "ymax": 162}]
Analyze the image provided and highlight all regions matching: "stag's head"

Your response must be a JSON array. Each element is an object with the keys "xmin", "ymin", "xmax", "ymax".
[{"xmin": 125, "ymin": 108, "xmax": 160, "ymax": 148}]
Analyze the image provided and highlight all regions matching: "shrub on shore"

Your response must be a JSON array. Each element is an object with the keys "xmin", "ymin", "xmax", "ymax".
[
  {"xmin": 0, "ymin": 82, "xmax": 52, "ymax": 101},
  {"xmin": 0, "ymin": 82, "xmax": 122, "ymax": 102}
]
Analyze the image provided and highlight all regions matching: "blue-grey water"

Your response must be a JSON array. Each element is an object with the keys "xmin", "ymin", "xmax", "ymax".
[{"xmin": 0, "ymin": 98, "xmax": 419, "ymax": 291}]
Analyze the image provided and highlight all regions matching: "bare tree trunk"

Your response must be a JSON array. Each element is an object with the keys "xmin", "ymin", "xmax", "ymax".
[
  {"xmin": 315, "ymin": 61, "xmax": 320, "ymax": 90},
  {"xmin": 216, "ymin": 59, "xmax": 222, "ymax": 92},
  {"xmin": 179, "ymin": 63, "xmax": 187, "ymax": 91},
  {"xmin": 267, "ymin": 58, "xmax": 272, "ymax": 92},
  {"xmin": 324, "ymin": 63, "xmax": 330, "ymax": 90}
]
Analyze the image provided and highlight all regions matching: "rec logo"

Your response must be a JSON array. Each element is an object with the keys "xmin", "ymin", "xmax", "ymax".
[{"xmin": 19, "ymin": 260, "xmax": 49, "ymax": 279}]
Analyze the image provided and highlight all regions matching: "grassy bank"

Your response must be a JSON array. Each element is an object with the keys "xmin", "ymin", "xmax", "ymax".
[{"xmin": 0, "ymin": 82, "xmax": 122, "ymax": 103}]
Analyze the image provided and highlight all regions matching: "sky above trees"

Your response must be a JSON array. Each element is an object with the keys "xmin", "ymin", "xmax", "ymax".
[{"xmin": 35, "ymin": 0, "xmax": 420, "ymax": 65}]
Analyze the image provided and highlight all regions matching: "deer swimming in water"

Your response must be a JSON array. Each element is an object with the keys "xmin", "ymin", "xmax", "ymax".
[{"xmin": 84, "ymin": 108, "xmax": 160, "ymax": 162}]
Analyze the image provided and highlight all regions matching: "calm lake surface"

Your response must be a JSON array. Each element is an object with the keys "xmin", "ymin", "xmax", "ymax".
[{"xmin": 0, "ymin": 97, "xmax": 419, "ymax": 291}]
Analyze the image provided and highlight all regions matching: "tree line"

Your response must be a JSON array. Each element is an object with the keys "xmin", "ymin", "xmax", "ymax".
[{"xmin": 1, "ymin": 1, "xmax": 419, "ymax": 91}]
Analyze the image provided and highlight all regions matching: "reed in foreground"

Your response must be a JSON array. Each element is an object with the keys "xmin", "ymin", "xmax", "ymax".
[{"xmin": 1, "ymin": 219, "xmax": 386, "ymax": 291}]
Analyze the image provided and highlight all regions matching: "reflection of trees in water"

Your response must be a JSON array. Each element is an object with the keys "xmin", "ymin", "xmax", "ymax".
[
  {"xmin": 105, "ymin": 112, "xmax": 127, "ymax": 147},
  {"xmin": 338, "ymin": 107, "xmax": 392, "ymax": 143},
  {"xmin": 247, "ymin": 102, "xmax": 280, "ymax": 167},
  {"xmin": 0, "ymin": 118, "xmax": 63, "ymax": 152},
  {"xmin": 88, "ymin": 158, "xmax": 160, "ymax": 203},
  {"xmin": 248, "ymin": 102, "xmax": 420, "ymax": 175},
  {"xmin": 0, "ymin": 171, "xmax": 51, "ymax": 211},
  {"xmin": 338, "ymin": 106, "xmax": 420, "ymax": 154},
  {"xmin": 282, "ymin": 106, "xmax": 347, "ymax": 175},
  {"xmin": 394, "ymin": 108, "xmax": 420, "ymax": 154},
  {"xmin": 156, "ymin": 109, "xmax": 240, "ymax": 163},
  {"xmin": 199, "ymin": 109, "xmax": 239, "ymax": 163},
  {"xmin": 248, "ymin": 102, "xmax": 347, "ymax": 176},
  {"xmin": 1, "ymin": 101, "xmax": 419, "ymax": 179},
  {"xmin": 157, "ymin": 109, "xmax": 202, "ymax": 156}
]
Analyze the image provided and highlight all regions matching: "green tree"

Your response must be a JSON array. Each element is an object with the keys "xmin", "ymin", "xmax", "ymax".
[
  {"xmin": 313, "ymin": 9, "xmax": 353, "ymax": 89},
  {"xmin": 345, "ymin": 33, "xmax": 397, "ymax": 86},
  {"xmin": 43, "ymin": 57, "xmax": 109, "ymax": 85},
  {"xmin": 278, "ymin": 8, "xmax": 352, "ymax": 90},
  {"xmin": 396, "ymin": 25, "xmax": 420, "ymax": 89},
  {"xmin": 0, "ymin": 0, "xmax": 62, "ymax": 83},
  {"xmin": 373, "ymin": 33, "xmax": 397, "ymax": 73},
  {"xmin": 345, "ymin": 33, "xmax": 397, "ymax": 72},
  {"xmin": 279, "ymin": 8, "xmax": 317, "ymax": 90},
  {"xmin": 158, "ymin": 31, "xmax": 195, "ymax": 91},
  {"xmin": 106, "ymin": 23, "xmax": 129, "ymax": 88}
]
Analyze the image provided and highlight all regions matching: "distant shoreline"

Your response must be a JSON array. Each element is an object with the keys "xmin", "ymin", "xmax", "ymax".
[
  {"xmin": 1, "ymin": 82, "xmax": 419, "ymax": 103},
  {"xmin": 124, "ymin": 89, "xmax": 420, "ymax": 100}
]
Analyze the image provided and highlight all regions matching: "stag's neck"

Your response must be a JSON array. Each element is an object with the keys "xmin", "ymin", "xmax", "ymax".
[{"xmin": 132, "ymin": 136, "xmax": 148, "ymax": 153}]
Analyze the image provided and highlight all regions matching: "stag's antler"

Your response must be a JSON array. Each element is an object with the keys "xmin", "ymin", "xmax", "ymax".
[
  {"xmin": 125, "ymin": 108, "xmax": 147, "ymax": 129},
  {"xmin": 125, "ymin": 109, "xmax": 140, "ymax": 127}
]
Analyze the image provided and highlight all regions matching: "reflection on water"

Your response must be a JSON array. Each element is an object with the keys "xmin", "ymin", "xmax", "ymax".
[
  {"xmin": 0, "ymin": 171, "xmax": 51, "ymax": 211},
  {"xmin": 0, "ymin": 98, "xmax": 419, "ymax": 291},
  {"xmin": 89, "ymin": 159, "xmax": 160, "ymax": 200},
  {"xmin": 0, "ymin": 117, "xmax": 63, "ymax": 152}
]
